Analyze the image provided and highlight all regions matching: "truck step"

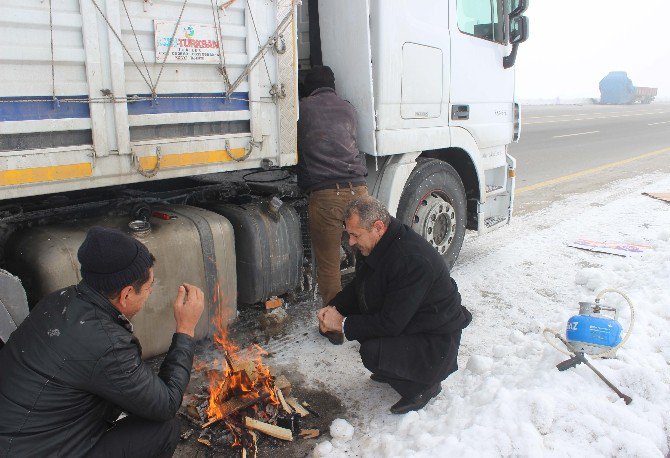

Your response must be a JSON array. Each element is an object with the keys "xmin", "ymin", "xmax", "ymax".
[{"xmin": 485, "ymin": 216, "xmax": 507, "ymax": 228}]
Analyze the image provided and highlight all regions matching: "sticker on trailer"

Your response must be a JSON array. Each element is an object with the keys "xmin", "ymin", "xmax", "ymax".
[{"xmin": 154, "ymin": 21, "xmax": 221, "ymax": 64}]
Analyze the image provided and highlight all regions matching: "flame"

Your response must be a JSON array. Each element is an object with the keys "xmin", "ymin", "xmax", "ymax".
[{"xmin": 205, "ymin": 282, "xmax": 279, "ymax": 434}]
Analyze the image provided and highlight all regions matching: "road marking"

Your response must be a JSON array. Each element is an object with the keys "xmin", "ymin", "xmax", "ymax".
[
  {"xmin": 525, "ymin": 111, "xmax": 669, "ymax": 125},
  {"xmin": 553, "ymin": 130, "xmax": 599, "ymax": 138},
  {"xmin": 527, "ymin": 109, "xmax": 666, "ymax": 119},
  {"xmin": 648, "ymin": 120, "xmax": 670, "ymax": 125},
  {"xmin": 515, "ymin": 146, "xmax": 670, "ymax": 195}
]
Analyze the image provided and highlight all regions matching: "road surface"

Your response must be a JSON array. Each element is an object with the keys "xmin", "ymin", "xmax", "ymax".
[{"xmin": 510, "ymin": 103, "xmax": 670, "ymax": 213}]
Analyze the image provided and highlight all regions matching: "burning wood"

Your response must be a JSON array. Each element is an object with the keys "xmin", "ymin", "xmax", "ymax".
[
  {"xmin": 181, "ymin": 310, "xmax": 317, "ymax": 453},
  {"xmin": 201, "ymin": 392, "xmax": 269, "ymax": 428}
]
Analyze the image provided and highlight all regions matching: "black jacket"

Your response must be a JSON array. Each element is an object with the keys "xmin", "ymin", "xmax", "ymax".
[
  {"xmin": 0, "ymin": 282, "xmax": 194, "ymax": 457},
  {"xmin": 297, "ymin": 87, "xmax": 367, "ymax": 192},
  {"xmin": 332, "ymin": 218, "xmax": 471, "ymax": 380}
]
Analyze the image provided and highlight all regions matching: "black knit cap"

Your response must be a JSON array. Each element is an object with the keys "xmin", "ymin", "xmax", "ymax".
[
  {"xmin": 303, "ymin": 65, "xmax": 336, "ymax": 97},
  {"xmin": 77, "ymin": 226, "xmax": 154, "ymax": 294}
]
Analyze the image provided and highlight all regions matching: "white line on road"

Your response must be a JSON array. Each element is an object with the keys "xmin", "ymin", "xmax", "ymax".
[
  {"xmin": 525, "ymin": 111, "xmax": 669, "ymax": 125},
  {"xmin": 527, "ymin": 109, "xmax": 667, "ymax": 120},
  {"xmin": 553, "ymin": 130, "xmax": 600, "ymax": 138},
  {"xmin": 648, "ymin": 120, "xmax": 670, "ymax": 125}
]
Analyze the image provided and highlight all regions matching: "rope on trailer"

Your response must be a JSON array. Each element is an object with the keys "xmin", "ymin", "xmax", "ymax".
[
  {"xmin": 121, "ymin": 0, "xmax": 155, "ymax": 90},
  {"xmin": 151, "ymin": 0, "xmax": 190, "ymax": 97},
  {"xmin": 132, "ymin": 147, "xmax": 162, "ymax": 178},
  {"xmin": 9, "ymin": 0, "xmax": 294, "ymax": 108},
  {"xmin": 210, "ymin": 0, "xmax": 232, "ymax": 93},
  {"xmin": 48, "ymin": 0, "xmax": 58, "ymax": 107},
  {"xmin": 88, "ymin": 0, "xmax": 155, "ymax": 93}
]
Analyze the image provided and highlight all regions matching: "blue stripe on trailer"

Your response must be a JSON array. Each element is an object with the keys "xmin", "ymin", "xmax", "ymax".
[
  {"xmin": 0, "ymin": 96, "xmax": 90, "ymax": 122},
  {"xmin": 127, "ymin": 92, "xmax": 249, "ymax": 115},
  {"xmin": 0, "ymin": 92, "xmax": 249, "ymax": 122}
]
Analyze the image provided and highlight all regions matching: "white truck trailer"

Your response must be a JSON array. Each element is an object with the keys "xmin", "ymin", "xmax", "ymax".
[{"xmin": 0, "ymin": 0, "xmax": 529, "ymax": 356}]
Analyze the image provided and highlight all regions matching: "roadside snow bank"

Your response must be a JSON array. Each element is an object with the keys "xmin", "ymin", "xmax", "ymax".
[{"xmin": 310, "ymin": 173, "xmax": 670, "ymax": 457}]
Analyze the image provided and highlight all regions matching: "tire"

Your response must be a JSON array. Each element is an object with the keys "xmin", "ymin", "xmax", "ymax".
[{"xmin": 396, "ymin": 159, "xmax": 467, "ymax": 269}]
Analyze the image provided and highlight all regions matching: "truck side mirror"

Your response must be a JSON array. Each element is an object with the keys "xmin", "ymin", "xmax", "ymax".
[
  {"xmin": 509, "ymin": 15, "xmax": 529, "ymax": 44},
  {"xmin": 509, "ymin": 0, "xmax": 529, "ymax": 17},
  {"xmin": 503, "ymin": 15, "xmax": 529, "ymax": 68}
]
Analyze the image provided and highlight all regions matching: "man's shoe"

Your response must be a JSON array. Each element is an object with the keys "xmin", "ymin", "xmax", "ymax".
[
  {"xmin": 389, "ymin": 383, "xmax": 442, "ymax": 414},
  {"xmin": 369, "ymin": 373, "xmax": 392, "ymax": 384},
  {"xmin": 319, "ymin": 329, "xmax": 344, "ymax": 345}
]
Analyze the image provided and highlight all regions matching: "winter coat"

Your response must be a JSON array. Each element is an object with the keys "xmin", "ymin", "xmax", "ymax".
[
  {"xmin": 296, "ymin": 87, "xmax": 367, "ymax": 193},
  {"xmin": 331, "ymin": 217, "xmax": 471, "ymax": 382},
  {"xmin": 0, "ymin": 281, "xmax": 194, "ymax": 457}
]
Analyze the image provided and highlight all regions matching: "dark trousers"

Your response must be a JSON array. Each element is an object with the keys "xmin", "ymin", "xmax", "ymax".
[
  {"xmin": 87, "ymin": 416, "xmax": 180, "ymax": 458},
  {"xmin": 359, "ymin": 331, "xmax": 462, "ymax": 398},
  {"xmin": 308, "ymin": 184, "xmax": 368, "ymax": 305}
]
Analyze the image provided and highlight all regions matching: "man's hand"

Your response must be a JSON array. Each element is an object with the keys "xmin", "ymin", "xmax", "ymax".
[
  {"xmin": 173, "ymin": 284, "xmax": 205, "ymax": 337},
  {"xmin": 317, "ymin": 306, "xmax": 345, "ymax": 334}
]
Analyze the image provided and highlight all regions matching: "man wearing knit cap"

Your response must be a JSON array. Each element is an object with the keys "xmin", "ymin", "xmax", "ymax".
[
  {"xmin": 0, "ymin": 226, "xmax": 204, "ymax": 457},
  {"xmin": 297, "ymin": 65, "xmax": 369, "ymax": 316}
]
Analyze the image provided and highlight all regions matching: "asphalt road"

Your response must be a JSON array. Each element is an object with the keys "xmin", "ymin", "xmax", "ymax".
[{"xmin": 509, "ymin": 103, "xmax": 670, "ymax": 214}]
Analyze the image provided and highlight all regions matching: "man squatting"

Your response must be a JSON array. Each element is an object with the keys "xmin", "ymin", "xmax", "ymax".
[
  {"xmin": 318, "ymin": 196, "xmax": 472, "ymax": 414},
  {"xmin": 0, "ymin": 227, "xmax": 204, "ymax": 457}
]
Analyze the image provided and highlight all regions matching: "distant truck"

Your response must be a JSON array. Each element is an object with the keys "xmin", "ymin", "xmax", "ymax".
[{"xmin": 599, "ymin": 71, "xmax": 657, "ymax": 104}]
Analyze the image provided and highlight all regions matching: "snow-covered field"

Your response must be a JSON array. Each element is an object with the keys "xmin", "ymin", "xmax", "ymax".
[{"xmin": 274, "ymin": 172, "xmax": 670, "ymax": 457}]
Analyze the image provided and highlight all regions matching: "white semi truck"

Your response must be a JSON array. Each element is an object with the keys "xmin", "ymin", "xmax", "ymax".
[{"xmin": 0, "ymin": 0, "xmax": 529, "ymax": 356}]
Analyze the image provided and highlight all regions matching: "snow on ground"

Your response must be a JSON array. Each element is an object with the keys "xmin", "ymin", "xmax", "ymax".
[{"xmin": 272, "ymin": 172, "xmax": 670, "ymax": 457}]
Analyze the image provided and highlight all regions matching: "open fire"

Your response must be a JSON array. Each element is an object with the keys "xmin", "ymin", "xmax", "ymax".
[{"xmin": 181, "ymin": 307, "xmax": 318, "ymax": 455}]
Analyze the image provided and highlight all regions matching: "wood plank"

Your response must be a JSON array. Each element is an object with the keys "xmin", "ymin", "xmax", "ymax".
[
  {"xmin": 286, "ymin": 397, "xmax": 310, "ymax": 417},
  {"xmin": 276, "ymin": 388, "xmax": 293, "ymax": 414},
  {"xmin": 244, "ymin": 417, "xmax": 293, "ymax": 441}
]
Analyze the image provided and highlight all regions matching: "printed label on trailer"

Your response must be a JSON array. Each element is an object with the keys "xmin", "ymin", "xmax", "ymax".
[{"xmin": 154, "ymin": 21, "xmax": 221, "ymax": 64}]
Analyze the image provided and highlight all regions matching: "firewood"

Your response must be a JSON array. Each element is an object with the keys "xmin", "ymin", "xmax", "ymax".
[
  {"xmin": 197, "ymin": 437, "xmax": 211, "ymax": 447},
  {"xmin": 244, "ymin": 417, "xmax": 293, "ymax": 441},
  {"xmin": 201, "ymin": 393, "xmax": 268, "ymax": 428},
  {"xmin": 276, "ymin": 388, "xmax": 293, "ymax": 414},
  {"xmin": 233, "ymin": 359, "xmax": 257, "ymax": 382},
  {"xmin": 274, "ymin": 375, "xmax": 291, "ymax": 394},
  {"xmin": 286, "ymin": 397, "xmax": 309, "ymax": 417},
  {"xmin": 299, "ymin": 429, "xmax": 320, "ymax": 439},
  {"xmin": 249, "ymin": 431, "xmax": 258, "ymax": 458}
]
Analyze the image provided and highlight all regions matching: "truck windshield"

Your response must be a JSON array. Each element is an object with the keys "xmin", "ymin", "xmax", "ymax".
[{"xmin": 457, "ymin": 0, "xmax": 505, "ymax": 44}]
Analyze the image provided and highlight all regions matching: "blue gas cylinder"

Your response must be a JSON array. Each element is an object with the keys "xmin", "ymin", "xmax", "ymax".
[{"xmin": 566, "ymin": 313, "xmax": 623, "ymax": 354}]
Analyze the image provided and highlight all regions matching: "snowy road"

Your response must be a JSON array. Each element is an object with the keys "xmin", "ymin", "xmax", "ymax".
[{"xmin": 269, "ymin": 172, "xmax": 670, "ymax": 457}]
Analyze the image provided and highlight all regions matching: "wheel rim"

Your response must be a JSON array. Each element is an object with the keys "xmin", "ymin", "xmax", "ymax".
[{"xmin": 411, "ymin": 191, "xmax": 456, "ymax": 255}]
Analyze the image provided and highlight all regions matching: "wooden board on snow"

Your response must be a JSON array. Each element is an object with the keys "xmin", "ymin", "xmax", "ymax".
[
  {"xmin": 643, "ymin": 192, "xmax": 670, "ymax": 203},
  {"xmin": 568, "ymin": 239, "xmax": 653, "ymax": 257}
]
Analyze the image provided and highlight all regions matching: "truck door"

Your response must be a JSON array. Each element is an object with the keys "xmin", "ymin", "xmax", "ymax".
[
  {"xmin": 449, "ymin": 0, "xmax": 514, "ymax": 156},
  {"xmin": 317, "ymin": 0, "xmax": 377, "ymax": 155}
]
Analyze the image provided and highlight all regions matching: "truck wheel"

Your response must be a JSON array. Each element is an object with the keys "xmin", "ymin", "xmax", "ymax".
[{"xmin": 396, "ymin": 159, "xmax": 466, "ymax": 269}]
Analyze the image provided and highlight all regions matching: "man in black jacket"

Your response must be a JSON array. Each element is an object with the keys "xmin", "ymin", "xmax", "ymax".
[
  {"xmin": 0, "ymin": 226, "xmax": 204, "ymax": 457},
  {"xmin": 317, "ymin": 196, "xmax": 471, "ymax": 414},
  {"xmin": 297, "ymin": 66, "xmax": 368, "ymax": 307}
]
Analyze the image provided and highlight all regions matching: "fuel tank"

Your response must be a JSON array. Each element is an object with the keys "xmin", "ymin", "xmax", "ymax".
[
  {"xmin": 208, "ymin": 201, "xmax": 303, "ymax": 304},
  {"xmin": 5, "ymin": 205, "xmax": 237, "ymax": 358}
]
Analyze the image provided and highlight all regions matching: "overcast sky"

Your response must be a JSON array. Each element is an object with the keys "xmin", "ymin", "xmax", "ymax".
[{"xmin": 515, "ymin": 0, "xmax": 670, "ymax": 100}]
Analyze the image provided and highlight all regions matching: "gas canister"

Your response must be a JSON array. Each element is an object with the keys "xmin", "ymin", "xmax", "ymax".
[{"xmin": 566, "ymin": 302, "xmax": 623, "ymax": 355}]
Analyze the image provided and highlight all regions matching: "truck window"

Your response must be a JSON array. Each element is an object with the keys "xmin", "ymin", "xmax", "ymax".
[{"xmin": 457, "ymin": 0, "xmax": 504, "ymax": 44}]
